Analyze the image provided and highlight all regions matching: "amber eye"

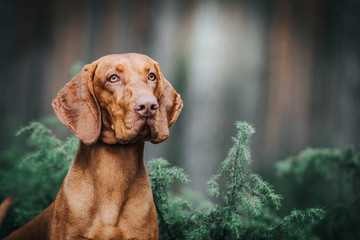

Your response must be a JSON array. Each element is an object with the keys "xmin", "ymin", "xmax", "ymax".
[
  {"xmin": 108, "ymin": 75, "xmax": 119, "ymax": 83},
  {"xmin": 147, "ymin": 73, "xmax": 157, "ymax": 81}
]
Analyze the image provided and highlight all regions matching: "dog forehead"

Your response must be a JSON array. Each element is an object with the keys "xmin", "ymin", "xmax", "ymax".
[{"xmin": 97, "ymin": 54, "xmax": 155, "ymax": 73}]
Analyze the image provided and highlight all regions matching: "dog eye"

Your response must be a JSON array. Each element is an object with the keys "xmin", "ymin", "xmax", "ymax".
[
  {"xmin": 108, "ymin": 75, "xmax": 120, "ymax": 83},
  {"xmin": 147, "ymin": 73, "xmax": 157, "ymax": 81}
]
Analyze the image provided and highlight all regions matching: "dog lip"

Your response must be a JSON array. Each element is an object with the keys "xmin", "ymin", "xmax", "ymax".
[
  {"xmin": 136, "ymin": 116, "xmax": 157, "ymax": 140},
  {"xmin": 115, "ymin": 116, "xmax": 157, "ymax": 144},
  {"xmin": 116, "ymin": 136, "xmax": 132, "ymax": 144}
]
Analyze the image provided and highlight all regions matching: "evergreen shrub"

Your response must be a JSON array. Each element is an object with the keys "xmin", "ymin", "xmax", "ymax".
[
  {"xmin": 0, "ymin": 121, "xmax": 327, "ymax": 239},
  {"xmin": 149, "ymin": 122, "xmax": 325, "ymax": 239},
  {"xmin": 277, "ymin": 147, "xmax": 360, "ymax": 239}
]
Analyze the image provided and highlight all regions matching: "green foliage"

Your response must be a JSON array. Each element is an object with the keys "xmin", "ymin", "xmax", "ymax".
[
  {"xmin": 276, "ymin": 147, "xmax": 360, "ymax": 239},
  {"xmin": 277, "ymin": 147, "xmax": 360, "ymax": 182},
  {"xmin": 0, "ymin": 122, "xmax": 77, "ymax": 228},
  {"xmin": 148, "ymin": 122, "xmax": 325, "ymax": 240},
  {"xmin": 265, "ymin": 208, "xmax": 325, "ymax": 240},
  {"xmin": 147, "ymin": 158, "xmax": 191, "ymax": 239},
  {"xmin": 0, "ymin": 121, "xmax": 328, "ymax": 239}
]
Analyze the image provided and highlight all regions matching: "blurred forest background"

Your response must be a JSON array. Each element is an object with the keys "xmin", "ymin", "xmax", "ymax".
[{"xmin": 0, "ymin": 0, "xmax": 359, "ymax": 230}]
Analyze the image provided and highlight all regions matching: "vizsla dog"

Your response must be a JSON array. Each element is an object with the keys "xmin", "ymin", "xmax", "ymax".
[{"xmin": 5, "ymin": 53, "xmax": 183, "ymax": 239}]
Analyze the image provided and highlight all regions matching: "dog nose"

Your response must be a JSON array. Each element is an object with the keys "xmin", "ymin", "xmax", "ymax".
[{"xmin": 134, "ymin": 96, "xmax": 159, "ymax": 117}]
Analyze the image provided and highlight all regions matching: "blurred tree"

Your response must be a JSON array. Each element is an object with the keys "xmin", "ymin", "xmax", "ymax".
[
  {"xmin": 0, "ymin": 0, "xmax": 359, "ymax": 206},
  {"xmin": 330, "ymin": 0, "xmax": 360, "ymax": 147}
]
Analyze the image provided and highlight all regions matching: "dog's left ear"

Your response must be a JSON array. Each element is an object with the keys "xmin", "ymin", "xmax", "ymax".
[
  {"xmin": 151, "ymin": 71, "xmax": 183, "ymax": 144},
  {"xmin": 162, "ymin": 79, "xmax": 183, "ymax": 127},
  {"xmin": 52, "ymin": 63, "xmax": 101, "ymax": 145}
]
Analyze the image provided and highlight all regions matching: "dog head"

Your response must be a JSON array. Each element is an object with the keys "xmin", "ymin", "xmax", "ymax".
[{"xmin": 52, "ymin": 53, "xmax": 183, "ymax": 145}]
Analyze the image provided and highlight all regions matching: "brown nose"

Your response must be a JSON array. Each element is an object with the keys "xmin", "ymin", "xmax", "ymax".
[{"xmin": 134, "ymin": 96, "xmax": 159, "ymax": 117}]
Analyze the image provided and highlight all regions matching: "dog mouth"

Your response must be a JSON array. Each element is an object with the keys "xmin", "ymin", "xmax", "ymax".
[
  {"xmin": 138, "ymin": 117, "xmax": 157, "ymax": 139},
  {"xmin": 116, "ymin": 117, "xmax": 157, "ymax": 144}
]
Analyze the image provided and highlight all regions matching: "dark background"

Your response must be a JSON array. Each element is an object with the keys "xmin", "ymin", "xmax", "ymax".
[{"xmin": 0, "ymin": 0, "xmax": 359, "ymax": 199}]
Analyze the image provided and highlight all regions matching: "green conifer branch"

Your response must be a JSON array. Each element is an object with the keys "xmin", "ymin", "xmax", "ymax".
[{"xmin": 0, "ymin": 121, "xmax": 328, "ymax": 239}]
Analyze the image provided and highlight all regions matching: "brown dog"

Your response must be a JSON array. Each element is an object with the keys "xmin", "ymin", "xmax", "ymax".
[{"xmin": 5, "ymin": 53, "xmax": 183, "ymax": 239}]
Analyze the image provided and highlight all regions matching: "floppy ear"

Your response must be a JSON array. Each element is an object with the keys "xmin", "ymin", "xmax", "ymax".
[
  {"xmin": 151, "ymin": 78, "xmax": 183, "ymax": 144},
  {"xmin": 52, "ymin": 63, "xmax": 101, "ymax": 145},
  {"xmin": 162, "ymin": 79, "xmax": 183, "ymax": 127}
]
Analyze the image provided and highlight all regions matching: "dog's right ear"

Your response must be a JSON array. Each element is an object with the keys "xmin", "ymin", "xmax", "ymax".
[{"xmin": 52, "ymin": 63, "xmax": 101, "ymax": 145}]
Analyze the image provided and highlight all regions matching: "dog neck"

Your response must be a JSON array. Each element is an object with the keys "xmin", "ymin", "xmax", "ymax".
[
  {"xmin": 73, "ymin": 140, "xmax": 147, "ymax": 185},
  {"xmin": 63, "ymin": 140, "xmax": 151, "ymax": 209}
]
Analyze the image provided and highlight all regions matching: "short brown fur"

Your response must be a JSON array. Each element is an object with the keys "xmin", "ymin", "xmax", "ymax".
[{"xmin": 5, "ymin": 53, "xmax": 183, "ymax": 239}]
